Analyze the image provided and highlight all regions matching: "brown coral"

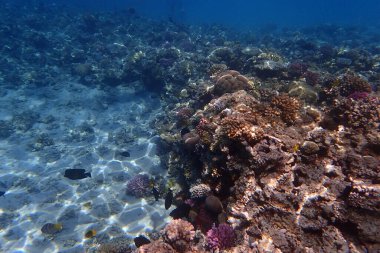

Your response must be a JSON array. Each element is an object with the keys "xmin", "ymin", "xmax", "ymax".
[
  {"xmin": 136, "ymin": 240, "xmax": 176, "ymax": 253},
  {"xmin": 270, "ymin": 94, "xmax": 301, "ymax": 124},
  {"xmin": 339, "ymin": 72, "xmax": 372, "ymax": 96},
  {"xmin": 163, "ymin": 219, "xmax": 195, "ymax": 252},
  {"xmin": 326, "ymin": 97, "xmax": 379, "ymax": 130},
  {"xmin": 219, "ymin": 115, "xmax": 264, "ymax": 146},
  {"xmin": 212, "ymin": 70, "xmax": 254, "ymax": 96}
]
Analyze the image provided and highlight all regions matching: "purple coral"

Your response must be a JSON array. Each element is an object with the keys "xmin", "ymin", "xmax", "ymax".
[
  {"xmin": 347, "ymin": 91, "xmax": 369, "ymax": 100},
  {"xmin": 126, "ymin": 174, "xmax": 150, "ymax": 197},
  {"xmin": 206, "ymin": 224, "xmax": 236, "ymax": 251}
]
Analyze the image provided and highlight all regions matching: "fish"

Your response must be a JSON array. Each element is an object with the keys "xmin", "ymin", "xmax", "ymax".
[
  {"xmin": 64, "ymin": 169, "xmax": 91, "ymax": 180},
  {"xmin": 84, "ymin": 229, "xmax": 97, "ymax": 239},
  {"xmin": 180, "ymin": 127, "xmax": 190, "ymax": 137},
  {"xmin": 0, "ymin": 191, "xmax": 5, "ymax": 197},
  {"xmin": 169, "ymin": 203, "xmax": 191, "ymax": 219},
  {"xmin": 152, "ymin": 186, "xmax": 159, "ymax": 201},
  {"xmin": 41, "ymin": 223, "xmax": 63, "ymax": 234},
  {"xmin": 165, "ymin": 189, "xmax": 173, "ymax": 210},
  {"xmin": 134, "ymin": 235, "xmax": 151, "ymax": 248},
  {"xmin": 119, "ymin": 151, "xmax": 130, "ymax": 157}
]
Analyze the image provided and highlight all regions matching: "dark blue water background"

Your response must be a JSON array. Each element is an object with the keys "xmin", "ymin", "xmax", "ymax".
[{"xmin": 16, "ymin": 0, "xmax": 380, "ymax": 29}]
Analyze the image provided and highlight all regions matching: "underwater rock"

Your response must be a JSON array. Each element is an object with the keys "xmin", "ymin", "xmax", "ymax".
[
  {"xmin": 300, "ymin": 141, "xmax": 319, "ymax": 155},
  {"xmin": 288, "ymin": 80, "xmax": 318, "ymax": 104},
  {"xmin": 205, "ymin": 195, "xmax": 223, "ymax": 214}
]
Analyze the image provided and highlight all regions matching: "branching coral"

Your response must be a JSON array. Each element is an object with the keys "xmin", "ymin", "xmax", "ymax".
[
  {"xmin": 270, "ymin": 94, "xmax": 301, "ymax": 124},
  {"xmin": 126, "ymin": 174, "xmax": 151, "ymax": 198},
  {"xmin": 206, "ymin": 224, "xmax": 236, "ymax": 251},
  {"xmin": 326, "ymin": 97, "xmax": 379, "ymax": 130},
  {"xmin": 218, "ymin": 115, "xmax": 264, "ymax": 146},
  {"xmin": 339, "ymin": 73, "xmax": 372, "ymax": 96}
]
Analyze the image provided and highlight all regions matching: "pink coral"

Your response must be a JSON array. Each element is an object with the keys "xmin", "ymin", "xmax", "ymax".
[{"xmin": 206, "ymin": 224, "xmax": 236, "ymax": 251}]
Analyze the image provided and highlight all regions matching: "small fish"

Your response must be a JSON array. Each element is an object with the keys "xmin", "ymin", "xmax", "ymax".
[
  {"xmin": 180, "ymin": 127, "xmax": 190, "ymax": 137},
  {"xmin": 152, "ymin": 187, "xmax": 159, "ymax": 201},
  {"xmin": 64, "ymin": 169, "xmax": 91, "ymax": 180},
  {"xmin": 165, "ymin": 189, "xmax": 173, "ymax": 210},
  {"xmin": 293, "ymin": 144, "xmax": 300, "ymax": 152},
  {"xmin": 119, "ymin": 151, "xmax": 130, "ymax": 157},
  {"xmin": 0, "ymin": 191, "xmax": 5, "ymax": 197},
  {"xmin": 84, "ymin": 229, "xmax": 97, "ymax": 239},
  {"xmin": 41, "ymin": 223, "xmax": 63, "ymax": 235},
  {"xmin": 134, "ymin": 235, "xmax": 151, "ymax": 248},
  {"xmin": 169, "ymin": 203, "xmax": 191, "ymax": 219}
]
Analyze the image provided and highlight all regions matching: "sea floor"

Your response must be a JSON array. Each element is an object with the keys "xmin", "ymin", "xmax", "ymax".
[{"xmin": 0, "ymin": 80, "xmax": 170, "ymax": 252}]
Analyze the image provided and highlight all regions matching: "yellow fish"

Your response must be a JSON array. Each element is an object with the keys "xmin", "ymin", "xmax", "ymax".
[{"xmin": 85, "ymin": 229, "xmax": 97, "ymax": 239}]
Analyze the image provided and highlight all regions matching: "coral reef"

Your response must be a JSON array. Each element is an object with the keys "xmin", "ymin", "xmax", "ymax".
[
  {"xmin": 1, "ymin": 3, "xmax": 380, "ymax": 252},
  {"xmin": 155, "ymin": 64, "xmax": 379, "ymax": 252}
]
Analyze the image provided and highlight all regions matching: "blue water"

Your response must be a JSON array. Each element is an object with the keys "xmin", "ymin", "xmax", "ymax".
[{"xmin": 44, "ymin": 0, "xmax": 380, "ymax": 28}]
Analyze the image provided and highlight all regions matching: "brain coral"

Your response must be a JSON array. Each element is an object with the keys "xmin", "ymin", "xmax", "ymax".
[
  {"xmin": 190, "ymin": 183, "xmax": 211, "ymax": 199},
  {"xmin": 212, "ymin": 70, "xmax": 254, "ymax": 96}
]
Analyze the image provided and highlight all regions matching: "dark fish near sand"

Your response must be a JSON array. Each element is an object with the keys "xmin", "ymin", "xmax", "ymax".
[
  {"xmin": 41, "ymin": 223, "xmax": 63, "ymax": 234},
  {"xmin": 134, "ymin": 235, "xmax": 151, "ymax": 248},
  {"xmin": 119, "ymin": 151, "xmax": 130, "ymax": 157},
  {"xmin": 64, "ymin": 169, "xmax": 91, "ymax": 180},
  {"xmin": 165, "ymin": 189, "xmax": 173, "ymax": 210},
  {"xmin": 152, "ymin": 186, "xmax": 159, "ymax": 201},
  {"xmin": 85, "ymin": 229, "xmax": 97, "ymax": 239},
  {"xmin": 169, "ymin": 203, "xmax": 191, "ymax": 219},
  {"xmin": 0, "ymin": 191, "xmax": 5, "ymax": 197}
]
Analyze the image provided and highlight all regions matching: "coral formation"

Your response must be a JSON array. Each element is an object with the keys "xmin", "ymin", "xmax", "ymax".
[
  {"xmin": 324, "ymin": 96, "xmax": 379, "ymax": 130},
  {"xmin": 189, "ymin": 184, "xmax": 211, "ymax": 199},
  {"xmin": 1, "ymin": 3, "xmax": 380, "ymax": 252},
  {"xmin": 163, "ymin": 219, "xmax": 195, "ymax": 252},
  {"xmin": 97, "ymin": 237, "xmax": 133, "ymax": 253},
  {"xmin": 155, "ymin": 65, "xmax": 379, "ymax": 252},
  {"xmin": 137, "ymin": 240, "xmax": 176, "ymax": 253},
  {"xmin": 270, "ymin": 94, "xmax": 301, "ymax": 124},
  {"xmin": 206, "ymin": 224, "xmax": 236, "ymax": 251},
  {"xmin": 212, "ymin": 70, "xmax": 254, "ymax": 96},
  {"xmin": 126, "ymin": 174, "xmax": 151, "ymax": 198}
]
